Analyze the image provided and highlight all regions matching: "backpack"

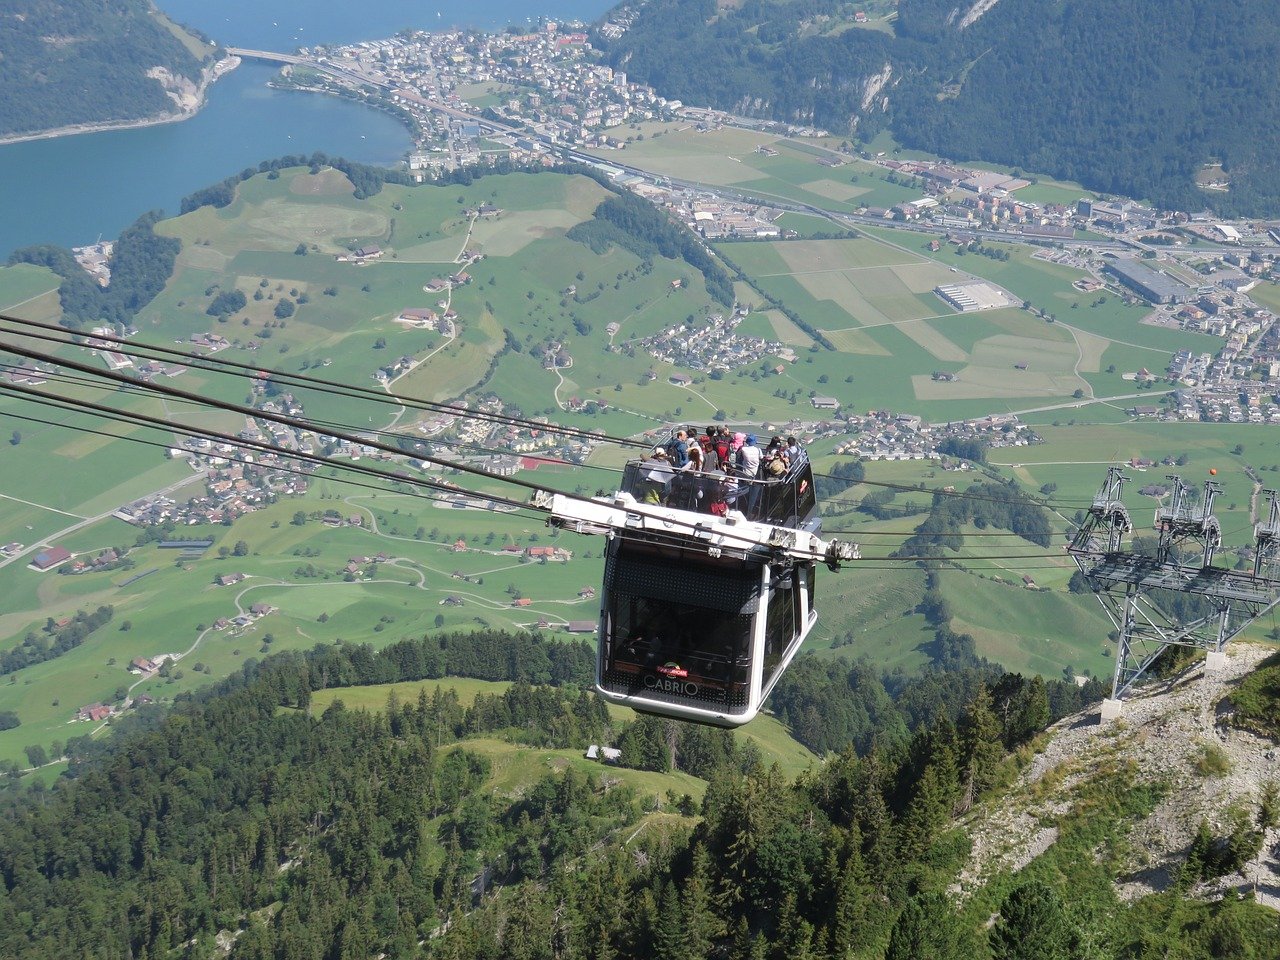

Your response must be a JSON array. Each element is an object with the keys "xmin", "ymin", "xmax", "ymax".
[{"xmin": 665, "ymin": 437, "xmax": 688, "ymax": 468}]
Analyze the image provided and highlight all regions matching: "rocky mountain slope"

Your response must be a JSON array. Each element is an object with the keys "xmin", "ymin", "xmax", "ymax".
[{"xmin": 958, "ymin": 642, "xmax": 1280, "ymax": 909}]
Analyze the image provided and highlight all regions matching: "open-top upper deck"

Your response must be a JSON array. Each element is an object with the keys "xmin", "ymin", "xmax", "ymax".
[{"xmin": 617, "ymin": 453, "xmax": 819, "ymax": 533}]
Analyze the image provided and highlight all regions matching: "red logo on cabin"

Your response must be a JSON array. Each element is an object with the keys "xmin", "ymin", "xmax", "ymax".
[{"xmin": 657, "ymin": 662, "xmax": 688, "ymax": 678}]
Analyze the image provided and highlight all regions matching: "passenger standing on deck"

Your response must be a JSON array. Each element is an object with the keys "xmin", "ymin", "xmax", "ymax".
[
  {"xmin": 686, "ymin": 442, "xmax": 704, "ymax": 473},
  {"xmin": 737, "ymin": 434, "xmax": 762, "ymax": 517},
  {"xmin": 785, "ymin": 435, "xmax": 803, "ymax": 465},
  {"xmin": 665, "ymin": 429, "xmax": 690, "ymax": 469},
  {"xmin": 704, "ymin": 469, "xmax": 730, "ymax": 516},
  {"xmin": 737, "ymin": 434, "xmax": 762, "ymax": 478},
  {"xmin": 713, "ymin": 427, "xmax": 733, "ymax": 468},
  {"xmin": 701, "ymin": 426, "xmax": 721, "ymax": 472}
]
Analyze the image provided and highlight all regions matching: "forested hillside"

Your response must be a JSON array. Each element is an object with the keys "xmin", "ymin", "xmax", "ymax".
[
  {"xmin": 0, "ymin": 0, "xmax": 210, "ymax": 138},
  {"xmin": 600, "ymin": 0, "xmax": 1280, "ymax": 215},
  {"xmin": 3, "ymin": 629, "xmax": 1276, "ymax": 958}
]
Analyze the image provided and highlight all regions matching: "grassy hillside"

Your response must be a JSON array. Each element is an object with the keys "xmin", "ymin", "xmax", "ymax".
[{"xmin": 309, "ymin": 676, "xmax": 819, "ymax": 783}]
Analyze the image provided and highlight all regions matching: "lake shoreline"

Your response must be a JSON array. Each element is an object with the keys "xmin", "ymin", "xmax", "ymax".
[{"xmin": 0, "ymin": 56, "xmax": 241, "ymax": 148}]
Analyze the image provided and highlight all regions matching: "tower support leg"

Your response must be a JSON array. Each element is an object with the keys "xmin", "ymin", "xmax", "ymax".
[{"xmin": 1205, "ymin": 605, "xmax": 1230, "ymax": 671}]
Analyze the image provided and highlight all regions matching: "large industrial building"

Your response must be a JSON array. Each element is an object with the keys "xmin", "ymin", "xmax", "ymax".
[{"xmin": 1103, "ymin": 259, "xmax": 1194, "ymax": 304}]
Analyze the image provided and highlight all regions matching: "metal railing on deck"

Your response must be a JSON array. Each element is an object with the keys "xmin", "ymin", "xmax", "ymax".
[{"xmin": 618, "ymin": 455, "xmax": 815, "ymax": 527}]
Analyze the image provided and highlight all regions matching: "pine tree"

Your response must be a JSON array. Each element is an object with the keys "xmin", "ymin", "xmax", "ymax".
[
  {"xmin": 896, "ymin": 764, "xmax": 950, "ymax": 860},
  {"xmin": 989, "ymin": 882, "xmax": 1076, "ymax": 960},
  {"xmin": 652, "ymin": 881, "xmax": 686, "ymax": 960},
  {"xmin": 960, "ymin": 685, "xmax": 1004, "ymax": 807},
  {"xmin": 685, "ymin": 843, "xmax": 723, "ymax": 958},
  {"xmin": 826, "ymin": 835, "xmax": 873, "ymax": 959},
  {"xmin": 884, "ymin": 892, "xmax": 960, "ymax": 960}
]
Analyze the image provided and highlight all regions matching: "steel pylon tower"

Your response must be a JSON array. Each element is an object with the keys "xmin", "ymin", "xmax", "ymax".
[{"xmin": 1068, "ymin": 467, "xmax": 1280, "ymax": 718}]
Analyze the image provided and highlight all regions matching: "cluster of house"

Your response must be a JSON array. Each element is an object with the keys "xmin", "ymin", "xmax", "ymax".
[
  {"xmin": 409, "ymin": 395, "xmax": 597, "ymax": 464},
  {"xmin": 115, "ymin": 442, "xmax": 309, "ymax": 528},
  {"xmin": 128, "ymin": 654, "xmax": 177, "ymax": 676},
  {"xmin": 62, "ymin": 548, "xmax": 126, "ymax": 575},
  {"xmin": 212, "ymin": 602, "xmax": 276, "ymax": 633},
  {"xmin": 862, "ymin": 158, "xmax": 1079, "ymax": 237},
  {"xmin": 832, "ymin": 411, "xmax": 1039, "ymax": 461},
  {"xmin": 2, "ymin": 361, "xmax": 51, "ymax": 387},
  {"xmin": 297, "ymin": 21, "xmax": 682, "ymax": 173},
  {"xmin": 396, "ymin": 307, "xmax": 456, "ymax": 336},
  {"xmin": 639, "ymin": 309, "xmax": 788, "ymax": 376},
  {"xmin": 76, "ymin": 703, "xmax": 115, "ymax": 723},
  {"xmin": 76, "ymin": 694, "xmax": 155, "ymax": 724},
  {"xmin": 1108, "ymin": 256, "xmax": 1280, "ymax": 423},
  {"xmin": 855, "ymin": 159, "xmax": 1280, "ymax": 254},
  {"xmin": 336, "ymin": 245, "xmax": 384, "ymax": 263},
  {"xmin": 71, "ymin": 240, "xmax": 113, "ymax": 287},
  {"xmin": 499, "ymin": 543, "xmax": 573, "ymax": 562},
  {"xmin": 1074, "ymin": 198, "xmax": 1278, "ymax": 249}
]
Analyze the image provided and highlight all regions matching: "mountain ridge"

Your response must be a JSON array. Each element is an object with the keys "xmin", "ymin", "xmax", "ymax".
[
  {"xmin": 598, "ymin": 0, "xmax": 1280, "ymax": 216},
  {"xmin": 0, "ymin": 0, "xmax": 214, "ymax": 140}
]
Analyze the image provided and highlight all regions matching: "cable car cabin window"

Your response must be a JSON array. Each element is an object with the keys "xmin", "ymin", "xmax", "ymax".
[
  {"xmin": 761, "ymin": 571, "xmax": 797, "ymax": 690},
  {"xmin": 601, "ymin": 543, "xmax": 759, "ymax": 713}
]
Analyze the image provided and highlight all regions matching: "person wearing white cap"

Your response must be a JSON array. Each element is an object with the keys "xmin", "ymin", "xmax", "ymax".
[{"xmin": 642, "ymin": 447, "xmax": 673, "ymax": 502}]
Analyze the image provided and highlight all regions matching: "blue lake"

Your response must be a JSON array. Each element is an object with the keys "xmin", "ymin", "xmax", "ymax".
[{"xmin": 0, "ymin": 0, "xmax": 611, "ymax": 258}]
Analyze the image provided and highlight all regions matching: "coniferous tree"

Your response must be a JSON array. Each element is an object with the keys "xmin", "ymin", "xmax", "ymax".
[
  {"xmin": 684, "ymin": 843, "xmax": 723, "ymax": 958},
  {"xmin": 960, "ymin": 684, "xmax": 1005, "ymax": 807},
  {"xmin": 652, "ymin": 881, "xmax": 686, "ymax": 960},
  {"xmin": 989, "ymin": 882, "xmax": 1077, "ymax": 960},
  {"xmin": 884, "ymin": 892, "xmax": 961, "ymax": 960}
]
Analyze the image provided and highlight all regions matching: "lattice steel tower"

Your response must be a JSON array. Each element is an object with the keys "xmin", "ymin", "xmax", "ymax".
[{"xmin": 1069, "ymin": 467, "xmax": 1280, "ymax": 718}]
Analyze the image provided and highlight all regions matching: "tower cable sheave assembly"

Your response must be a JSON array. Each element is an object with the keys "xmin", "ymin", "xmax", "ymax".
[{"xmin": 1068, "ymin": 466, "xmax": 1280, "ymax": 717}]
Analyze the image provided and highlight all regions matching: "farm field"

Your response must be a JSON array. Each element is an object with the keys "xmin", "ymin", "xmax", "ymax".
[
  {"xmin": 0, "ymin": 263, "xmax": 61, "ymax": 315},
  {"xmin": 590, "ymin": 123, "xmax": 920, "ymax": 211},
  {"xmin": 719, "ymin": 235, "xmax": 1116, "ymax": 418}
]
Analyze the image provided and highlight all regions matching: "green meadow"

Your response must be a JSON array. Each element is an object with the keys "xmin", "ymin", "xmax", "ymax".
[{"xmin": 596, "ymin": 123, "xmax": 920, "ymax": 211}]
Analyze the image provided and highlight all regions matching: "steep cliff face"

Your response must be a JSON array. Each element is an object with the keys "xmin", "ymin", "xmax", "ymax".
[
  {"xmin": 0, "ymin": 0, "xmax": 212, "ymax": 138},
  {"xmin": 957, "ymin": 643, "xmax": 1280, "ymax": 910}
]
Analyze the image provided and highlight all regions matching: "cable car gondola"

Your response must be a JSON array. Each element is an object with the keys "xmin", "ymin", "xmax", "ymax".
[{"xmin": 538, "ymin": 445, "xmax": 858, "ymax": 727}]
